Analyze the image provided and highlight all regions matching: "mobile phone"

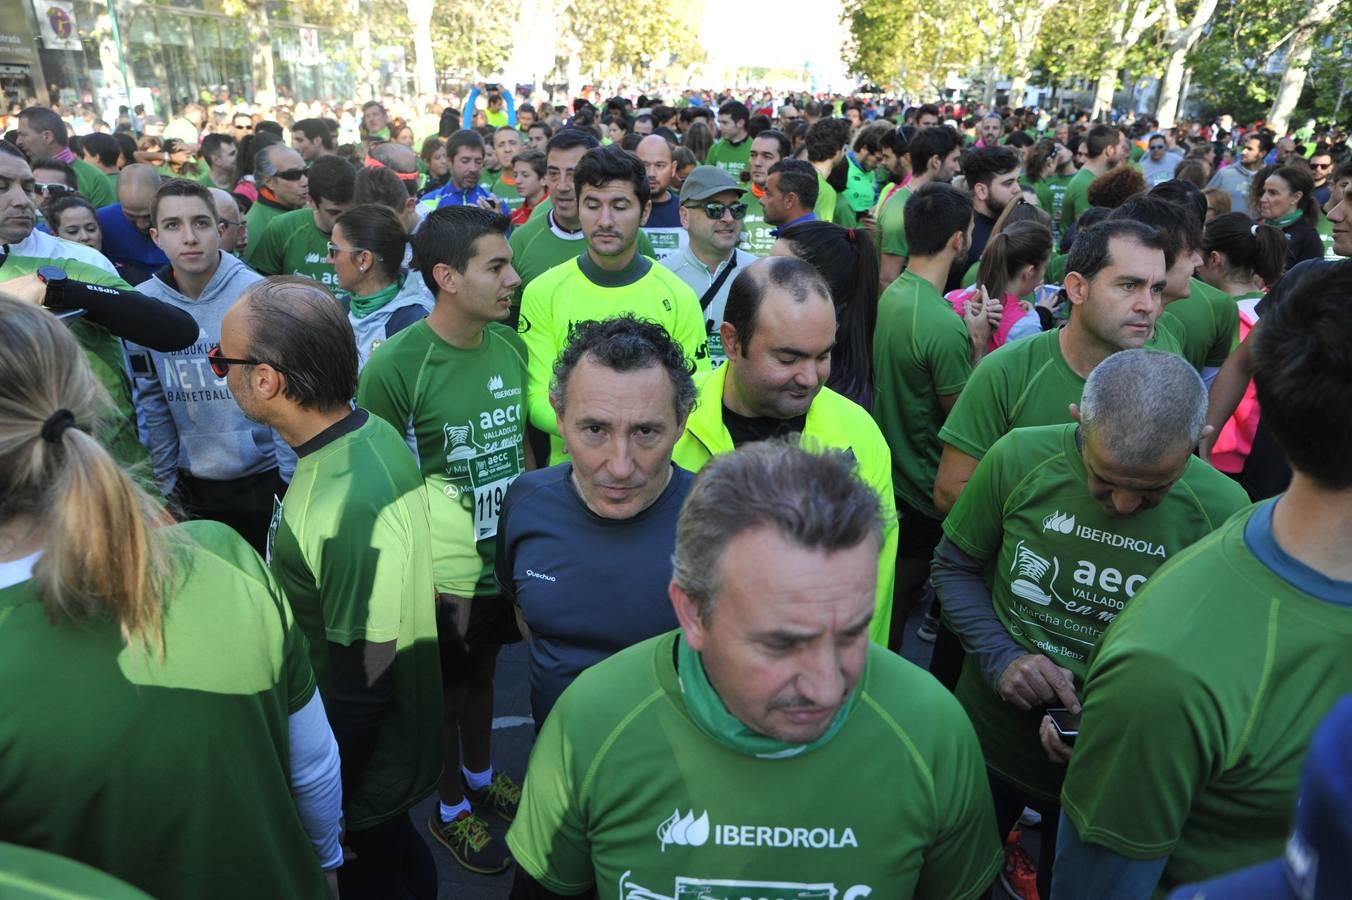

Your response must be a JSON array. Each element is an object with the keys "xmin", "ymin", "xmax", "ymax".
[{"xmin": 1047, "ymin": 707, "xmax": 1080, "ymax": 744}]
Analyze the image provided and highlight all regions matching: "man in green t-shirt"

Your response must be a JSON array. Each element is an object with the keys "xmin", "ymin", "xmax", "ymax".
[
  {"xmin": 1033, "ymin": 143, "xmax": 1076, "ymax": 242},
  {"xmin": 878, "ymin": 126, "xmax": 963, "ymax": 291},
  {"xmin": 519, "ymin": 145, "xmax": 710, "ymax": 466},
  {"xmin": 507, "ymin": 442, "xmax": 1003, "ymax": 899},
  {"xmin": 1051, "ymin": 258, "xmax": 1352, "ymax": 899},
  {"xmin": 222, "ymin": 276, "xmax": 442, "ymax": 897},
  {"xmin": 934, "ymin": 219, "xmax": 1172, "ymax": 517},
  {"xmin": 357, "ymin": 206, "xmax": 529, "ymax": 876},
  {"xmin": 672, "ymin": 256, "xmax": 897, "ymax": 646},
  {"xmin": 1109, "ymin": 193, "xmax": 1239, "ymax": 377},
  {"xmin": 243, "ymin": 143, "xmax": 310, "ymax": 259},
  {"xmin": 508, "ymin": 129, "xmax": 656, "ymax": 307},
  {"xmin": 872, "ymin": 183, "xmax": 990, "ymax": 650},
  {"xmin": 738, "ymin": 129, "xmax": 789, "ymax": 257},
  {"xmin": 487, "ymin": 125, "xmax": 526, "ymax": 210},
  {"xmin": 14, "ymin": 106, "xmax": 116, "ymax": 207},
  {"xmin": 1060, "ymin": 125, "xmax": 1127, "ymax": 233},
  {"xmin": 248, "ymin": 155, "xmax": 354, "ymax": 288},
  {"xmin": 935, "ymin": 350, "xmax": 1248, "ymax": 898},
  {"xmin": 705, "ymin": 100, "xmax": 751, "ymax": 179}
]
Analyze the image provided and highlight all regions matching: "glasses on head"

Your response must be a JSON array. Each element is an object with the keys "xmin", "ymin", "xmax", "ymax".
[
  {"xmin": 207, "ymin": 344, "xmax": 272, "ymax": 378},
  {"xmin": 686, "ymin": 200, "xmax": 748, "ymax": 220},
  {"xmin": 273, "ymin": 168, "xmax": 307, "ymax": 182},
  {"xmin": 34, "ymin": 182, "xmax": 75, "ymax": 197}
]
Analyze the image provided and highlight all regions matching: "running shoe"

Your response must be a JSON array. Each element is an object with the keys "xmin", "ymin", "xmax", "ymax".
[
  {"xmin": 917, "ymin": 611, "xmax": 940, "ymax": 642},
  {"xmin": 465, "ymin": 770, "xmax": 522, "ymax": 823},
  {"xmin": 427, "ymin": 810, "xmax": 511, "ymax": 875},
  {"xmin": 999, "ymin": 830, "xmax": 1040, "ymax": 900}
]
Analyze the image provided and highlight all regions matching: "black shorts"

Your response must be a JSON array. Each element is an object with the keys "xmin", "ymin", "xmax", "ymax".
[
  {"xmin": 895, "ymin": 496, "xmax": 946, "ymax": 560},
  {"xmin": 435, "ymin": 592, "xmax": 521, "ymax": 675}
]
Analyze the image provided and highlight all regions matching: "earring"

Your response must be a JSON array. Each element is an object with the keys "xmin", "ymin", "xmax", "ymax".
[{"xmin": 359, "ymin": 265, "xmax": 367, "ymax": 272}]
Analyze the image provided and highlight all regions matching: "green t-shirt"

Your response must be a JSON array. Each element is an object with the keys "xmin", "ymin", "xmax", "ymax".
[
  {"xmin": 814, "ymin": 171, "xmax": 836, "ymax": 222},
  {"xmin": 0, "ymin": 842, "xmax": 152, "ymax": 899},
  {"xmin": 0, "ymin": 253, "xmax": 161, "ymax": 500},
  {"xmin": 1061, "ymin": 502, "xmax": 1352, "ymax": 893},
  {"xmin": 519, "ymin": 253, "xmax": 711, "ymax": 464},
  {"xmin": 737, "ymin": 189, "xmax": 776, "ymax": 257},
  {"xmin": 1163, "ymin": 277, "xmax": 1240, "ymax": 371},
  {"xmin": 1316, "ymin": 211, "xmax": 1343, "ymax": 260},
  {"xmin": 72, "ymin": 156, "xmax": 116, "ymax": 208},
  {"xmin": 357, "ymin": 320, "xmax": 529, "ymax": 597},
  {"xmin": 705, "ymin": 137, "xmax": 751, "ymax": 179},
  {"xmin": 528, "ymin": 196, "xmax": 554, "ymax": 221},
  {"xmin": 492, "ymin": 176, "xmax": 526, "ymax": 211},
  {"xmin": 247, "ymin": 207, "xmax": 339, "ymax": 288},
  {"xmin": 944, "ymin": 423, "xmax": 1249, "ymax": 801},
  {"xmin": 1060, "ymin": 167, "xmax": 1096, "ymax": 231},
  {"xmin": 0, "ymin": 520, "xmax": 328, "ymax": 900},
  {"xmin": 1034, "ymin": 174, "xmax": 1072, "ymax": 239},
  {"xmin": 242, "ymin": 197, "xmax": 292, "ymax": 262},
  {"xmin": 507, "ymin": 211, "xmax": 657, "ymax": 303},
  {"xmin": 938, "ymin": 324, "xmax": 1183, "ymax": 461},
  {"xmin": 878, "ymin": 186, "xmax": 912, "ymax": 259},
  {"xmin": 506, "ymin": 632, "xmax": 1003, "ymax": 899},
  {"xmin": 267, "ymin": 412, "xmax": 442, "ymax": 829},
  {"xmin": 872, "ymin": 270, "xmax": 972, "ymax": 518},
  {"xmin": 831, "ymin": 192, "xmax": 857, "ymax": 227}
]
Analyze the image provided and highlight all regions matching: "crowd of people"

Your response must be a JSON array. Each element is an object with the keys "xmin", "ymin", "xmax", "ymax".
[{"xmin": 0, "ymin": 81, "xmax": 1350, "ymax": 900}]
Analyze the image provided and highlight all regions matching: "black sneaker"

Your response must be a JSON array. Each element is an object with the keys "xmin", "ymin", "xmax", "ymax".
[
  {"xmin": 464, "ymin": 771, "xmax": 522, "ymax": 823},
  {"xmin": 426, "ymin": 810, "xmax": 511, "ymax": 875}
]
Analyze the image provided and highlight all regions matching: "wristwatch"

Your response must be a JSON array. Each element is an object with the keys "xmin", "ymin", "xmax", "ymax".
[{"xmin": 36, "ymin": 265, "xmax": 68, "ymax": 309}]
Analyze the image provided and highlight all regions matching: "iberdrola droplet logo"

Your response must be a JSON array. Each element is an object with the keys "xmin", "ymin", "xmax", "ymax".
[{"xmin": 657, "ymin": 809, "xmax": 710, "ymax": 851}]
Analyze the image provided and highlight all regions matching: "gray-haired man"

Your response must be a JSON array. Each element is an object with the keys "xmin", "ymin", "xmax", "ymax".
[
  {"xmin": 931, "ymin": 348, "xmax": 1249, "ymax": 898},
  {"xmin": 507, "ymin": 441, "xmax": 1003, "ymax": 899},
  {"xmin": 496, "ymin": 315, "xmax": 697, "ymax": 727}
]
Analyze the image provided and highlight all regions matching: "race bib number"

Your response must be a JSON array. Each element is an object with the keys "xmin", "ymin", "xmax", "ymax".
[
  {"xmin": 469, "ymin": 448, "xmax": 520, "ymax": 541},
  {"xmin": 675, "ymin": 877, "xmax": 836, "ymax": 900}
]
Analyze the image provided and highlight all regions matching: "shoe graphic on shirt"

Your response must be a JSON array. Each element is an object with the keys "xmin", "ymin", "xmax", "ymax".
[{"xmin": 1010, "ymin": 540, "xmax": 1061, "ymax": 607}]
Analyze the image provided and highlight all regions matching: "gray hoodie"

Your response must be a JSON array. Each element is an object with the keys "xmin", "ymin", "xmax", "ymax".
[{"xmin": 129, "ymin": 251, "xmax": 294, "ymax": 490}]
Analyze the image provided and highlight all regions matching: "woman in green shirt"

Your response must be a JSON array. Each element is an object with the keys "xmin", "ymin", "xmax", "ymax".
[{"xmin": 0, "ymin": 298, "xmax": 342, "ymax": 900}]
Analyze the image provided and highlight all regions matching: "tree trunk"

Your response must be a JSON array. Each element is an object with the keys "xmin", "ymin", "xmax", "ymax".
[
  {"xmin": 1267, "ymin": 0, "xmax": 1341, "ymax": 133},
  {"xmin": 1008, "ymin": 0, "xmax": 1060, "ymax": 108},
  {"xmin": 246, "ymin": 0, "xmax": 277, "ymax": 106},
  {"xmin": 405, "ymin": 0, "xmax": 437, "ymax": 97},
  {"xmin": 1091, "ymin": 0, "xmax": 1160, "ymax": 118},
  {"xmin": 1153, "ymin": 0, "xmax": 1219, "ymax": 128}
]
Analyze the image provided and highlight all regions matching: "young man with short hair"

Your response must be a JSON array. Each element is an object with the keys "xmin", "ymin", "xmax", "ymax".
[
  {"xmin": 739, "ymin": 129, "xmax": 790, "ymax": 257},
  {"xmin": 760, "ymin": 158, "xmax": 818, "ymax": 232},
  {"xmin": 878, "ymin": 126, "xmax": 963, "ymax": 290},
  {"xmin": 959, "ymin": 146, "xmax": 1024, "ymax": 285},
  {"xmin": 223, "ymin": 277, "xmax": 441, "ymax": 899},
  {"xmin": 485, "ymin": 125, "xmax": 525, "ymax": 210},
  {"xmin": 248, "ymin": 155, "xmax": 356, "ymax": 286},
  {"xmin": 417, "ymin": 130, "xmax": 509, "ymax": 216},
  {"xmin": 357, "ymin": 206, "xmax": 531, "ymax": 875},
  {"xmin": 519, "ymin": 145, "xmax": 710, "ymax": 465},
  {"xmin": 1061, "ymin": 125, "xmax": 1126, "ymax": 231},
  {"xmin": 509, "ymin": 149, "xmax": 548, "ymax": 227},
  {"xmin": 128, "ymin": 178, "xmax": 291, "ymax": 552},
  {"xmin": 291, "ymin": 118, "xmax": 335, "ymax": 163},
  {"xmin": 197, "ymin": 133, "xmax": 238, "ymax": 190},
  {"xmin": 706, "ymin": 100, "xmax": 751, "ymax": 179}
]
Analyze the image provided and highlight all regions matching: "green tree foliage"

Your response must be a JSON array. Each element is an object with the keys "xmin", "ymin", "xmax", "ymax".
[{"xmin": 562, "ymin": 0, "xmax": 705, "ymax": 79}]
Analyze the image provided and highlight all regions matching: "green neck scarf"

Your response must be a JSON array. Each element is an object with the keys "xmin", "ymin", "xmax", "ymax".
[
  {"xmin": 1265, "ymin": 210, "xmax": 1303, "ymax": 228},
  {"xmin": 676, "ymin": 633, "xmax": 861, "ymax": 760},
  {"xmin": 347, "ymin": 277, "xmax": 402, "ymax": 319}
]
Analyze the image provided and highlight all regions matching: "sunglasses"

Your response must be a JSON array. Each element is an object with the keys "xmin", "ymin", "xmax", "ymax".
[
  {"xmin": 207, "ymin": 344, "xmax": 278, "ymax": 378},
  {"xmin": 685, "ymin": 200, "xmax": 748, "ymax": 220},
  {"xmin": 34, "ymin": 182, "xmax": 75, "ymax": 197},
  {"xmin": 273, "ymin": 168, "xmax": 307, "ymax": 182},
  {"xmin": 1313, "ymin": 162, "xmax": 1334, "ymax": 170},
  {"xmin": 1148, "ymin": 144, "xmax": 1166, "ymax": 150},
  {"xmin": 326, "ymin": 241, "xmax": 373, "ymax": 258}
]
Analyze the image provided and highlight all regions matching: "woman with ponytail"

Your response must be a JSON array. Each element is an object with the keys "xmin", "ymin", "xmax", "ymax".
[
  {"xmin": 0, "ymin": 297, "xmax": 342, "ymax": 899},
  {"xmin": 332, "ymin": 203, "xmax": 433, "ymax": 370},
  {"xmin": 1197, "ymin": 213, "xmax": 1289, "ymax": 490},
  {"xmin": 773, "ymin": 219, "xmax": 880, "ymax": 409},
  {"xmin": 947, "ymin": 220, "xmax": 1053, "ymax": 353}
]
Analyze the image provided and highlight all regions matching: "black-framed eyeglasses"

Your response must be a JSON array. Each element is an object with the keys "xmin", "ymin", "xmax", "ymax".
[
  {"xmin": 685, "ymin": 200, "xmax": 748, "ymax": 220},
  {"xmin": 34, "ymin": 182, "xmax": 75, "ymax": 197},
  {"xmin": 273, "ymin": 168, "xmax": 307, "ymax": 182},
  {"xmin": 207, "ymin": 343, "xmax": 277, "ymax": 378}
]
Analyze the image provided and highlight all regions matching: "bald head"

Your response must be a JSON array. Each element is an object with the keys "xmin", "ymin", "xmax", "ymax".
[
  {"xmin": 636, "ymin": 134, "xmax": 676, "ymax": 196},
  {"xmin": 118, "ymin": 165, "xmax": 162, "ymax": 235},
  {"xmin": 210, "ymin": 188, "xmax": 245, "ymax": 252},
  {"xmin": 369, "ymin": 141, "xmax": 418, "ymax": 175}
]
